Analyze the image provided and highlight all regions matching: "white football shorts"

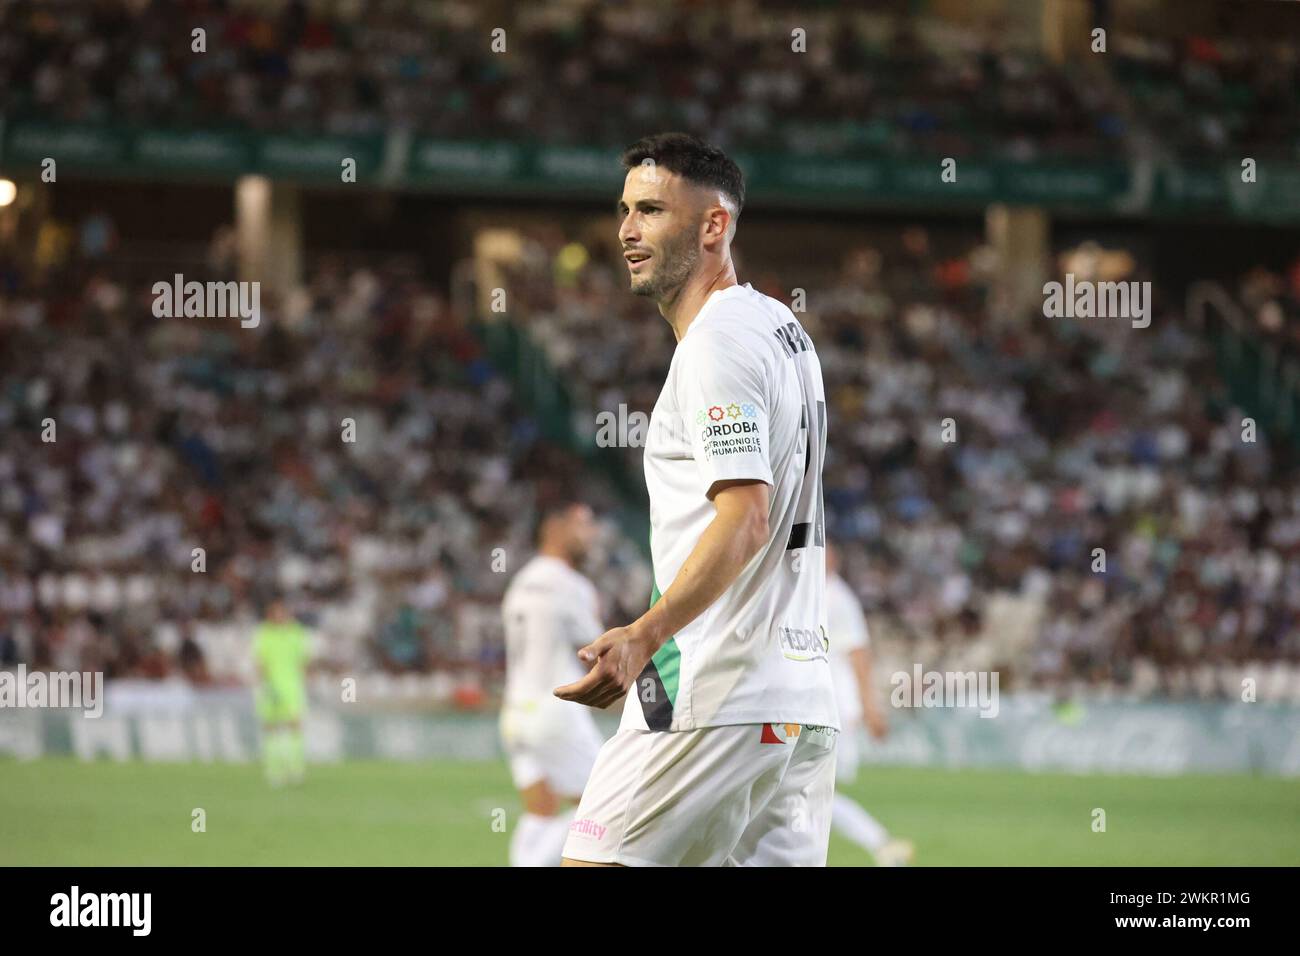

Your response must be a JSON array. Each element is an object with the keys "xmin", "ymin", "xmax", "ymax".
[
  {"xmin": 500, "ymin": 702, "xmax": 605, "ymax": 797},
  {"xmin": 562, "ymin": 721, "xmax": 837, "ymax": 866},
  {"xmin": 835, "ymin": 719, "xmax": 861, "ymax": 785}
]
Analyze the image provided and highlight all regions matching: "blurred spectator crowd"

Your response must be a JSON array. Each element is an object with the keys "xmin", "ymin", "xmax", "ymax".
[
  {"xmin": 2, "ymin": 215, "xmax": 1299, "ymax": 702},
  {"xmin": 0, "ymin": 242, "xmax": 647, "ymax": 693},
  {"xmin": 0, "ymin": 0, "xmax": 1296, "ymax": 162}
]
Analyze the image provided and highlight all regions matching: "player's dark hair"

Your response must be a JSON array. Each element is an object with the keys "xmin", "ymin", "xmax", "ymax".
[
  {"xmin": 621, "ymin": 132, "xmax": 745, "ymax": 217},
  {"xmin": 532, "ymin": 497, "xmax": 586, "ymax": 546}
]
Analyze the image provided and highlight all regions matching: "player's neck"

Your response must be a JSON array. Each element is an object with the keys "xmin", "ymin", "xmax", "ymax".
[
  {"xmin": 537, "ymin": 545, "xmax": 573, "ymax": 568},
  {"xmin": 660, "ymin": 259, "xmax": 737, "ymax": 342}
]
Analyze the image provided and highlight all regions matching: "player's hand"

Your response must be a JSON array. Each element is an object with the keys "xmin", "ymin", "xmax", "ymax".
[
  {"xmin": 554, "ymin": 625, "xmax": 656, "ymax": 709},
  {"xmin": 864, "ymin": 704, "xmax": 889, "ymax": 740}
]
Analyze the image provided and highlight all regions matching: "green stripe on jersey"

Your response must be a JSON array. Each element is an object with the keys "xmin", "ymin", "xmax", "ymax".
[
  {"xmin": 651, "ymin": 638, "xmax": 680, "ymax": 706},
  {"xmin": 647, "ymin": 550, "xmax": 679, "ymax": 705},
  {"xmin": 642, "ymin": 534, "xmax": 679, "ymax": 720}
]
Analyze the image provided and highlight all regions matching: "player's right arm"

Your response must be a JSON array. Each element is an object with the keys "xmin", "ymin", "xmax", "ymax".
[
  {"xmin": 553, "ymin": 480, "xmax": 770, "ymax": 708},
  {"xmin": 634, "ymin": 478, "xmax": 769, "ymax": 647},
  {"xmin": 555, "ymin": 323, "xmax": 774, "ymax": 708}
]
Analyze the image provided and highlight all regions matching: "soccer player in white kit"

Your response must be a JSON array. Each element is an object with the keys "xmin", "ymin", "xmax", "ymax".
[
  {"xmin": 825, "ymin": 542, "xmax": 915, "ymax": 866},
  {"xmin": 500, "ymin": 500, "xmax": 607, "ymax": 866},
  {"xmin": 555, "ymin": 133, "xmax": 839, "ymax": 867}
]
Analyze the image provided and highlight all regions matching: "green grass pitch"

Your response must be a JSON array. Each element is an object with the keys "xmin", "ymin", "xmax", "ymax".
[{"xmin": 1, "ymin": 758, "xmax": 1297, "ymax": 866}]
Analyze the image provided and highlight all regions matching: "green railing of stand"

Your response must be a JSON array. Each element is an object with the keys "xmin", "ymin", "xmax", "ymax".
[
  {"xmin": 1189, "ymin": 282, "xmax": 1300, "ymax": 459},
  {"xmin": 1210, "ymin": 323, "xmax": 1300, "ymax": 456},
  {"xmin": 473, "ymin": 316, "xmax": 651, "ymax": 555}
]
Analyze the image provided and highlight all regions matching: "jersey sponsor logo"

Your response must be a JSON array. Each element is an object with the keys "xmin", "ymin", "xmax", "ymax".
[
  {"xmin": 697, "ymin": 402, "xmax": 758, "ymax": 425},
  {"xmin": 701, "ymin": 419, "xmax": 759, "ymax": 439},
  {"xmin": 568, "ymin": 818, "xmax": 608, "ymax": 840},
  {"xmin": 759, "ymin": 722, "xmax": 803, "ymax": 744},
  {"xmin": 696, "ymin": 402, "xmax": 762, "ymax": 459},
  {"xmin": 702, "ymin": 434, "xmax": 762, "ymax": 460},
  {"xmin": 700, "ymin": 414, "xmax": 763, "ymax": 460},
  {"xmin": 777, "ymin": 625, "xmax": 829, "ymax": 662},
  {"xmin": 801, "ymin": 725, "xmax": 837, "ymax": 749}
]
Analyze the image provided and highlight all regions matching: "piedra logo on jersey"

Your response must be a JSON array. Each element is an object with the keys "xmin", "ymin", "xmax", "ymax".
[{"xmin": 777, "ymin": 624, "xmax": 828, "ymax": 662}]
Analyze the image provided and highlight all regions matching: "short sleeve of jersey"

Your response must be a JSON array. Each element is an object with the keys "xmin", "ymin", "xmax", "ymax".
[
  {"xmin": 525, "ymin": 602, "xmax": 592, "ymax": 649},
  {"xmin": 677, "ymin": 327, "xmax": 774, "ymax": 492},
  {"xmin": 561, "ymin": 605, "xmax": 597, "ymax": 648}
]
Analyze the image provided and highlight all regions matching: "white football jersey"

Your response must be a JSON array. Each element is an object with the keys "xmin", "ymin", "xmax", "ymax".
[
  {"xmin": 826, "ymin": 572, "xmax": 870, "ymax": 726},
  {"xmin": 501, "ymin": 555, "xmax": 603, "ymax": 745},
  {"xmin": 620, "ymin": 282, "xmax": 838, "ymax": 732}
]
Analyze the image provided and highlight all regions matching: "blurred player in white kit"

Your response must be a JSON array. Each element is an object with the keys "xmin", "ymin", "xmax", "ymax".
[
  {"xmin": 499, "ymin": 500, "xmax": 608, "ymax": 866},
  {"xmin": 826, "ymin": 542, "xmax": 915, "ymax": 866}
]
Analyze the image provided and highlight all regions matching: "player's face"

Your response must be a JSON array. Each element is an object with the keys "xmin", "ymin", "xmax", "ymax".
[
  {"xmin": 563, "ymin": 504, "xmax": 598, "ymax": 564},
  {"xmin": 617, "ymin": 166, "xmax": 700, "ymax": 300}
]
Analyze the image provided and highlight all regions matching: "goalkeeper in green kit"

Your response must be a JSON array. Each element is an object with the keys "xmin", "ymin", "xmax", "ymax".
[{"xmin": 253, "ymin": 598, "xmax": 311, "ymax": 787}]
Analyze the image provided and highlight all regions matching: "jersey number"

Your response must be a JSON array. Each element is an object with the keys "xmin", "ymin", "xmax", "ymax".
[{"xmin": 777, "ymin": 321, "xmax": 825, "ymax": 551}]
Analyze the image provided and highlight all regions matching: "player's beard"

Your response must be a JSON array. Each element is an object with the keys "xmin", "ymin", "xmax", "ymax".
[{"xmin": 630, "ymin": 223, "xmax": 699, "ymax": 302}]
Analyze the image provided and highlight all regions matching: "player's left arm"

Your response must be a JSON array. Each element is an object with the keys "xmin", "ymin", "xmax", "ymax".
[
  {"xmin": 851, "ymin": 645, "xmax": 888, "ymax": 739},
  {"xmin": 839, "ymin": 590, "xmax": 886, "ymax": 737},
  {"xmin": 554, "ymin": 479, "xmax": 770, "ymax": 708}
]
